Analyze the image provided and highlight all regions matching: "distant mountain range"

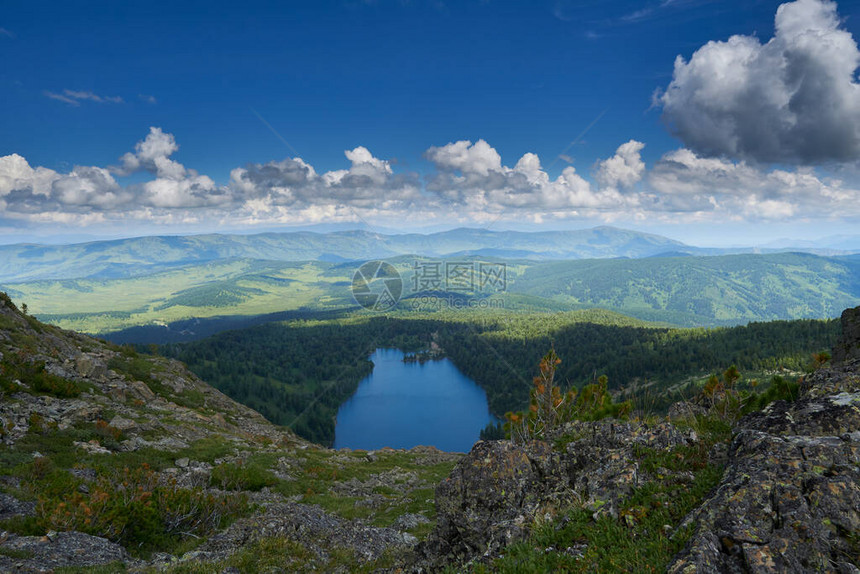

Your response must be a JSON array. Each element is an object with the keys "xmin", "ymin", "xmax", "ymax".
[
  {"xmin": 0, "ymin": 226, "xmax": 681, "ymax": 282},
  {"xmin": 2, "ymin": 226, "xmax": 860, "ymax": 333},
  {"xmin": 1, "ymin": 225, "xmax": 858, "ymax": 284}
]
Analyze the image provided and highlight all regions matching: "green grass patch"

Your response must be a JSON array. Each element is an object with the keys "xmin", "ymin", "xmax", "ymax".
[
  {"xmin": 479, "ymin": 461, "xmax": 723, "ymax": 573},
  {"xmin": 7, "ymin": 462, "xmax": 252, "ymax": 559},
  {"xmin": 176, "ymin": 437, "xmax": 236, "ymax": 464},
  {"xmin": 0, "ymin": 547, "xmax": 34, "ymax": 560},
  {"xmin": 271, "ymin": 448, "xmax": 457, "ymax": 534}
]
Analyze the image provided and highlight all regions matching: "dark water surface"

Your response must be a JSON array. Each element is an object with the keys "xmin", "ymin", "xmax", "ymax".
[{"xmin": 333, "ymin": 348, "xmax": 494, "ymax": 452}]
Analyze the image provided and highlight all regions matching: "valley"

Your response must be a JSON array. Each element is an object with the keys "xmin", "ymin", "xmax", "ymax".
[
  {"xmin": 1, "ymin": 229, "xmax": 858, "ymax": 335},
  {"xmin": 0, "ymin": 227, "xmax": 851, "ymax": 447}
]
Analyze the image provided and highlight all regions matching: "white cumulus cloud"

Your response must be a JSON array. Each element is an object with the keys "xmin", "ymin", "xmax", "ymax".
[
  {"xmin": 0, "ymin": 154, "xmax": 59, "ymax": 197},
  {"xmin": 2, "ymin": 128, "xmax": 859, "ymax": 232},
  {"xmin": 424, "ymin": 139, "xmax": 633, "ymax": 214},
  {"xmin": 658, "ymin": 0, "xmax": 860, "ymax": 164},
  {"xmin": 596, "ymin": 140, "xmax": 646, "ymax": 189},
  {"xmin": 425, "ymin": 140, "xmax": 503, "ymax": 176}
]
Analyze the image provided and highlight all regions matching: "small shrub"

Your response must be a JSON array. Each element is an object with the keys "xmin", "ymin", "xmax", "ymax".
[
  {"xmin": 743, "ymin": 375, "xmax": 800, "ymax": 414},
  {"xmin": 1, "ymin": 358, "xmax": 81, "ymax": 398},
  {"xmin": 31, "ymin": 455, "xmax": 55, "ymax": 479},
  {"xmin": 211, "ymin": 460, "xmax": 278, "ymax": 492},
  {"xmin": 28, "ymin": 413, "xmax": 46, "ymax": 433},
  {"xmin": 702, "ymin": 365, "xmax": 748, "ymax": 422},
  {"xmin": 91, "ymin": 420, "xmax": 124, "ymax": 450},
  {"xmin": 35, "ymin": 464, "xmax": 250, "ymax": 556},
  {"xmin": 505, "ymin": 349, "xmax": 631, "ymax": 443},
  {"xmin": 107, "ymin": 356, "xmax": 156, "ymax": 383},
  {"xmin": 0, "ymin": 374, "xmax": 20, "ymax": 395}
]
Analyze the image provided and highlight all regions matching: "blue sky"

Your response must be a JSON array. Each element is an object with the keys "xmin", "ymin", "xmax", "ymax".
[{"xmin": 2, "ymin": 0, "xmax": 860, "ymax": 246}]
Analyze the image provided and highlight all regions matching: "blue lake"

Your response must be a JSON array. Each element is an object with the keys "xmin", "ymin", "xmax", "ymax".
[{"xmin": 333, "ymin": 348, "xmax": 494, "ymax": 452}]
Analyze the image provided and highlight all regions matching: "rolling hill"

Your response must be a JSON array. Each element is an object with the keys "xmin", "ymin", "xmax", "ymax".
[
  {"xmin": 0, "ymin": 226, "xmax": 689, "ymax": 283},
  {"xmin": 1, "ymin": 228, "xmax": 859, "ymax": 333},
  {"xmin": 510, "ymin": 252, "xmax": 860, "ymax": 326}
]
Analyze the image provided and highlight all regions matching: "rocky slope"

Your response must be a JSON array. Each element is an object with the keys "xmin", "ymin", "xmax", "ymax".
[
  {"xmin": 0, "ymin": 293, "xmax": 460, "ymax": 572},
  {"xmin": 667, "ymin": 309, "xmax": 860, "ymax": 573},
  {"xmin": 411, "ymin": 306, "xmax": 860, "ymax": 572},
  {"xmin": 1, "ymin": 289, "xmax": 858, "ymax": 572}
]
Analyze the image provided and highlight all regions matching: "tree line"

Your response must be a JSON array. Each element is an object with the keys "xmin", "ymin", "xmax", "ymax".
[{"xmin": 162, "ymin": 312, "xmax": 839, "ymax": 445}]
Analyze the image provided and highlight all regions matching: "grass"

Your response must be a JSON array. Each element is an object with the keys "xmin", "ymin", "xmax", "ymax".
[
  {"xmin": 55, "ymin": 562, "xmax": 128, "ymax": 573},
  {"xmin": 157, "ymin": 536, "xmax": 398, "ymax": 574},
  {"xmin": 176, "ymin": 436, "xmax": 237, "ymax": 463},
  {"xmin": 0, "ymin": 356, "xmax": 84, "ymax": 399},
  {"xmin": 211, "ymin": 460, "xmax": 278, "ymax": 491},
  {"xmin": 1, "ymin": 457, "xmax": 252, "ymax": 559},
  {"xmin": 272, "ymin": 448, "xmax": 457, "ymax": 532},
  {"xmin": 0, "ymin": 417, "xmax": 457, "ymax": 561},
  {"xmin": 0, "ymin": 547, "xmax": 34, "ymax": 559}
]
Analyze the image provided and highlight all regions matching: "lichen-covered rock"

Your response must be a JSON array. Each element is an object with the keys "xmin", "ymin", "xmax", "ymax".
[
  {"xmin": 0, "ymin": 492, "xmax": 35, "ymax": 521},
  {"xmin": 668, "ymin": 361, "xmax": 860, "ymax": 573},
  {"xmin": 418, "ymin": 421, "xmax": 697, "ymax": 568},
  {"xmin": 420, "ymin": 440, "xmax": 571, "ymax": 565},
  {"xmin": 563, "ymin": 419, "xmax": 695, "ymax": 517}
]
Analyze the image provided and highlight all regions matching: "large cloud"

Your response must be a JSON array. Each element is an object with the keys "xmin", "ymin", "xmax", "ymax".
[
  {"xmin": 658, "ymin": 0, "xmax": 860, "ymax": 164},
  {"xmin": 425, "ymin": 139, "xmax": 502, "ymax": 176},
  {"xmin": 424, "ymin": 139, "xmax": 635, "ymax": 214},
  {"xmin": 0, "ymin": 154, "xmax": 59, "ymax": 198}
]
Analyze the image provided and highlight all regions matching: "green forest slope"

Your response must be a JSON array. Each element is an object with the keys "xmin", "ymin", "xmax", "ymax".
[
  {"xmin": 163, "ymin": 311, "xmax": 838, "ymax": 445},
  {"xmin": 4, "ymin": 252, "xmax": 860, "ymax": 333}
]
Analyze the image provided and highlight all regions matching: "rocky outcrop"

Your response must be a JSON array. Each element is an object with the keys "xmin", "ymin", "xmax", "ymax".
[
  {"xmin": 0, "ymin": 531, "xmax": 132, "ymax": 572},
  {"xmin": 0, "ymin": 296, "xmax": 293, "ymax": 451},
  {"xmin": 418, "ymin": 420, "xmax": 698, "ymax": 568},
  {"xmin": 421, "ymin": 440, "xmax": 567, "ymax": 564},
  {"xmin": 186, "ymin": 502, "xmax": 417, "ymax": 565},
  {"xmin": 666, "ymin": 307, "xmax": 860, "ymax": 572},
  {"xmin": 667, "ymin": 359, "xmax": 860, "ymax": 573},
  {"xmin": 833, "ymin": 306, "xmax": 860, "ymax": 365}
]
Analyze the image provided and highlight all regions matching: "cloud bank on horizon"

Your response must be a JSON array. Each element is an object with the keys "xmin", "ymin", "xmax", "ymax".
[{"xmin": 1, "ymin": 0, "xmax": 859, "ymax": 234}]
